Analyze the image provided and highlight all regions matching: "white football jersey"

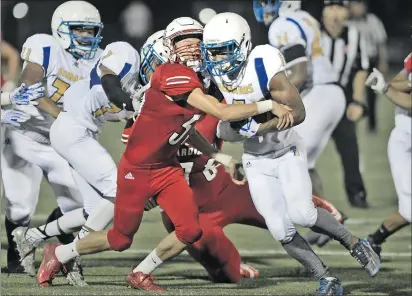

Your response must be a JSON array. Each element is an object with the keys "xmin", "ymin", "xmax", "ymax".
[
  {"xmin": 212, "ymin": 45, "xmax": 301, "ymax": 156},
  {"xmin": 14, "ymin": 34, "xmax": 102, "ymax": 143},
  {"xmin": 63, "ymin": 42, "xmax": 140, "ymax": 132},
  {"xmin": 268, "ymin": 10, "xmax": 337, "ymax": 88}
]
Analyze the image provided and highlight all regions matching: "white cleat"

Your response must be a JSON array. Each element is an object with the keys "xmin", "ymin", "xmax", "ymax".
[
  {"xmin": 11, "ymin": 226, "xmax": 37, "ymax": 277},
  {"xmin": 64, "ymin": 256, "xmax": 88, "ymax": 287}
]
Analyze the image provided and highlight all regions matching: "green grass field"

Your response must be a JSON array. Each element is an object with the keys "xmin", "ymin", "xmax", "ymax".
[{"xmin": 1, "ymin": 94, "xmax": 411, "ymax": 295}]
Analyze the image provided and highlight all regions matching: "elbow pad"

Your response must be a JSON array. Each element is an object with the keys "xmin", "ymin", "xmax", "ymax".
[{"xmin": 101, "ymin": 74, "xmax": 134, "ymax": 111}]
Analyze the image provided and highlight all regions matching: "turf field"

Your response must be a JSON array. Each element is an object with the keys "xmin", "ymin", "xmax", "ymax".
[{"xmin": 1, "ymin": 94, "xmax": 411, "ymax": 295}]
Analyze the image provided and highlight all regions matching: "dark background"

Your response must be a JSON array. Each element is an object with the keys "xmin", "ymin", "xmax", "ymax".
[{"xmin": 1, "ymin": 0, "xmax": 411, "ymax": 64}]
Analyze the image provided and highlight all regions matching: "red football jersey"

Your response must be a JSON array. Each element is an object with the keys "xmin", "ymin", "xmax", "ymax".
[
  {"xmin": 124, "ymin": 63, "xmax": 204, "ymax": 167},
  {"xmin": 177, "ymin": 114, "xmax": 231, "ymax": 208}
]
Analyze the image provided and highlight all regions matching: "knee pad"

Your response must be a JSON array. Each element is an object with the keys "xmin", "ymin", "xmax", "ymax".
[
  {"xmin": 107, "ymin": 227, "xmax": 133, "ymax": 252},
  {"xmin": 289, "ymin": 205, "xmax": 318, "ymax": 228},
  {"xmin": 176, "ymin": 225, "xmax": 203, "ymax": 245}
]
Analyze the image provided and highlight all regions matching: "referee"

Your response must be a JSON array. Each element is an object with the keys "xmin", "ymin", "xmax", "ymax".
[
  {"xmin": 321, "ymin": 0, "xmax": 370, "ymax": 208},
  {"xmin": 349, "ymin": 0, "xmax": 388, "ymax": 132}
]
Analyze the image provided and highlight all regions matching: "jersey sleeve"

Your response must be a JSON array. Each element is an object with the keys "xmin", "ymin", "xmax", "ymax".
[
  {"xmin": 98, "ymin": 41, "xmax": 140, "ymax": 80},
  {"xmin": 255, "ymin": 45, "xmax": 287, "ymax": 89},
  {"xmin": 21, "ymin": 34, "xmax": 57, "ymax": 77},
  {"xmin": 151, "ymin": 63, "xmax": 204, "ymax": 96},
  {"xmin": 268, "ymin": 19, "xmax": 308, "ymax": 68}
]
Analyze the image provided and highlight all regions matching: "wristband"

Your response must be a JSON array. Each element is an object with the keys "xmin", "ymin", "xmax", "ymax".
[
  {"xmin": 214, "ymin": 152, "xmax": 233, "ymax": 167},
  {"xmin": 1, "ymin": 92, "xmax": 11, "ymax": 106},
  {"xmin": 256, "ymin": 100, "xmax": 272, "ymax": 114}
]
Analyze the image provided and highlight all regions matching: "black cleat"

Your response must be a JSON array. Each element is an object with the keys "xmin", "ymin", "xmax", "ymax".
[
  {"xmin": 367, "ymin": 235, "xmax": 382, "ymax": 258},
  {"xmin": 349, "ymin": 191, "xmax": 369, "ymax": 208}
]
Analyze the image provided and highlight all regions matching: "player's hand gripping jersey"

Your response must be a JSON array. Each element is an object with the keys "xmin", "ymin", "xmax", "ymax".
[
  {"xmin": 268, "ymin": 10, "xmax": 337, "ymax": 88},
  {"xmin": 62, "ymin": 42, "xmax": 139, "ymax": 132},
  {"xmin": 15, "ymin": 34, "xmax": 102, "ymax": 141},
  {"xmin": 124, "ymin": 63, "xmax": 204, "ymax": 167}
]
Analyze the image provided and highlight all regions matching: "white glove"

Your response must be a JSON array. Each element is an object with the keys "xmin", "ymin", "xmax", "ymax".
[
  {"xmin": 1, "ymin": 109, "xmax": 31, "ymax": 127},
  {"xmin": 10, "ymin": 83, "xmax": 45, "ymax": 105},
  {"xmin": 237, "ymin": 118, "xmax": 261, "ymax": 138},
  {"xmin": 365, "ymin": 68, "xmax": 388, "ymax": 94}
]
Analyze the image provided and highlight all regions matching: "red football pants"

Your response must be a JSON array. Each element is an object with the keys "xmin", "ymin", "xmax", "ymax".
[{"xmin": 107, "ymin": 156, "xmax": 202, "ymax": 251}]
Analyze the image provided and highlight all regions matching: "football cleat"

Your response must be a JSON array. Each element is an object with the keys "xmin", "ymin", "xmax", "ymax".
[
  {"xmin": 126, "ymin": 268, "xmax": 166, "ymax": 292},
  {"xmin": 63, "ymin": 256, "xmax": 88, "ymax": 287},
  {"xmin": 37, "ymin": 243, "xmax": 65, "ymax": 287},
  {"xmin": 350, "ymin": 238, "xmax": 380, "ymax": 277},
  {"xmin": 12, "ymin": 226, "xmax": 37, "ymax": 276},
  {"xmin": 367, "ymin": 236, "xmax": 382, "ymax": 258},
  {"xmin": 240, "ymin": 263, "xmax": 259, "ymax": 279},
  {"xmin": 317, "ymin": 277, "xmax": 343, "ymax": 296}
]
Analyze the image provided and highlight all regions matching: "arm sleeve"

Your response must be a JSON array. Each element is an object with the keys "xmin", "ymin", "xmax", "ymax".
[
  {"xmin": 279, "ymin": 44, "xmax": 308, "ymax": 69},
  {"xmin": 101, "ymin": 74, "xmax": 134, "ymax": 110}
]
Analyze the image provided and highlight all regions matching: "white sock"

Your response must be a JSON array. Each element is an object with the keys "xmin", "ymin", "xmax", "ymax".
[
  {"xmin": 55, "ymin": 242, "xmax": 79, "ymax": 264},
  {"xmin": 133, "ymin": 249, "xmax": 163, "ymax": 274},
  {"xmin": 75, "ymin": 199, "xmax": 114, "ymax": 241},
  {"xmin": 25, "ymin": 208, "xmax": 86, "ymax": 246}
]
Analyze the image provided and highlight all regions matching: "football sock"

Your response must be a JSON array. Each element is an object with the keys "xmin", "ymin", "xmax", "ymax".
[
  {"xmin": 133, "ymin": 249, "xmax": 163, "ymax": 274},
  {"xmin": 76, "ymin": 199, "xmax": 114, "ymax": 241},
  {"xmin": 46, "ymin": 207, "xmax": 75, "ymax": 244},
  {"xmin": 310, "ymin": 208, "xmax": 353, "ymax": 249},
  {"xmin": 55, "ymin": 242, "xmax": 79, "ymax": 264},
  {"xmin": 25, "ymin": 208, "xmax": 86, "ymax": 246},
  {"xmin": 282, "ymin": 232, "xmax": 330, "ymax": 280},
  {"xmin": 369, "ymin": 222, "xmax": 410, "ymax": 245}
]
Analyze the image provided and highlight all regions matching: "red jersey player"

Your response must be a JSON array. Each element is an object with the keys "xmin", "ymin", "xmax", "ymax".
[
  {"xmin": 37, "ymin": 62, "xmax": 287, "ymax": 290},
  {"xmin": 123, "ymin": 113, "xmax": 345, "ymax": 283}
]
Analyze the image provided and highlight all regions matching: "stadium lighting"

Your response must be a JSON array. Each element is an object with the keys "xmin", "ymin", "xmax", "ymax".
[
  {"xmin": 13, "ymin": 2, "xmax": 29, "ymax": 19},
  {"xmin": 198, "ymin": 8, "xmax": 216, "ymax": 25}
]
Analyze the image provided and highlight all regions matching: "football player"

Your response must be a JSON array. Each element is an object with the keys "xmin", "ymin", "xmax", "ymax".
[
  {"xmin": 123, "ymin": 20, "xmax": 346, "ymax": 284},
  {"xmin": 201, "ymin": 12, "xmax": 379, "ymax": 295},
  {"xmin": 4, "ymin": 0, "xmax": 103, "ymax": 276},
  {"xmin": 36, "ymin": 44, "xmax": 287, "ymax": 291},
  {"xmin": 12, "ymin": 41, "xmax": 139, "ymax": 286},
  {"xmin": 365, "ymin": 54, "xmax": 411, "ymax": 257},
  {"xmin": 253, "ymin": 0, "xmax": 346, "ymax": 200}
]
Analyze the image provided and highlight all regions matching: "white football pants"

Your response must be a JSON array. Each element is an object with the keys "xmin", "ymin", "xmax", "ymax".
[
  {"xmin": 388, "ymin": 116, "xmax": 411, "ymax": 222},
  {"xmin": 50, "ymin": 112, "xmax": 117, "ymax": 207},
  {"xmin": 3, "ymin": 129, "xmax": 89, "ymax": 221},
  {"xmin": 242, "ymin": 142, "xmax": 316, "ymax": 243},
  {"xmin": 293, "ymin": 84, "xmax": 346, "ymax": 169}
]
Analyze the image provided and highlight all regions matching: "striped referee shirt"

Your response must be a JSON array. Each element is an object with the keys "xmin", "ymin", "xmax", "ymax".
[
  {"xmin": 321, "ymin": 25, "xmax": 369, "ymax": 88},
  {"xmin": 348, "ymin": 13, "xmax": 387, "ymax": 58}
]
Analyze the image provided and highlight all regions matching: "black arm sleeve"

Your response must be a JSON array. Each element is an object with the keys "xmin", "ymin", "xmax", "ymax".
[
  {"xmin": 101, "ymin": 74, "xmax": 134, "ymax": 111},
  {"xmin": 280, "ymin": 44, "xmax": 307, "ymax": 65}
]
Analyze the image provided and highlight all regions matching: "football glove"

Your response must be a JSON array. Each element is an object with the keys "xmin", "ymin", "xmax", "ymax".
[
  {"xmin": 10, "ymin": 82, "xmax": 45, "ymax": 105},
  {"xmin": 1, "ymin": 109, "xmax": 31, "ymax": 127},
  {"xmin": 365, "ymin": 68, "xmax": 388, "ymax": 94}
]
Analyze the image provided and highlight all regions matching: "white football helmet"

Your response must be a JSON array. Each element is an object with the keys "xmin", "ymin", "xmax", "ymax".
[
  {"xmin": 201, "ymin": 12, "xmax": 252, "ymax": 86},
  {"xmin": 51, "ymin": 1, "xmax": 103, "ymax": 60},
  {"xmin": 139, "ymin": 30, "xmax": 170, "ymax": 85},
  {"xmin": 163, "ymin": 17, "xmax": 203, "ymax": 71},
  {"xmin": 253, "ymin": 1, "xmax": 301, "ymax": 26}
]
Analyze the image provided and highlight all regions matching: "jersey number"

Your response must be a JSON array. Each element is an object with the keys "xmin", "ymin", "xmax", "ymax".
[
  {"xmin": 302, "ymin": 17, "xmax": 324, "ymax": 58},
  {"xmin": 93, "ymin": 103, "xmax": 121, "ymax": 117},
  {"xmin": 50, "ymin": 78, "xmax": 70, "ymax": 102},
  {"xmin": 169, "ymin": 114, "xmax": 201, "ymax": 145},
  {"xmin": 181, "ymin": 159, "xmax": 219, "ymax": 185},
  {"xmin": 21, "ymin": 47, "xmax": 32, "ymax": 61}
]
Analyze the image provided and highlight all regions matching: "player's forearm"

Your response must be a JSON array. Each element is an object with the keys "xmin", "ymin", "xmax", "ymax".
[
  {"xmin": 101, "ymin": 74, "xmax": 134, "ymax": 111},
  {"xmin": 256, "ymin": 117, "xmax": 280, "ymax": 136},
  {"xmin": 186, "ymin": 129, "xmax": 219, "ymax": 157},
  {"xmin": 389, "ymin": 70, "xmax": 410, "ymax": 92},
  {"xmin": 378, "ymin": 43, "xmax": 388, "ymax": 72},
  {"xmin": 383, "ymin": 87, "xmax": 412, "ymax": 111},
  {"xmin": 270, "ymin": 90, "xmax": 305, "ymax": 126},
  {"xmin": 352, "ymin": 70, "xmax": 368, "ymax": 102}
]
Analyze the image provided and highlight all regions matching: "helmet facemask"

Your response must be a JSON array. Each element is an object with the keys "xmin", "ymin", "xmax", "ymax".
[
  {"xmin": 139, "ymin": 44, "xmax": 167, "ymax": 85},
  {"xmin": 172, "ymin": 34, "xmax": 203, "ymax": 72},
  {"xmin": 253, "ymin": 0, "xmax": 281, "ymax": 26},
  {"xmin": 56, "ymin": 21, "xmax": 103, "ymax": 60}
]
